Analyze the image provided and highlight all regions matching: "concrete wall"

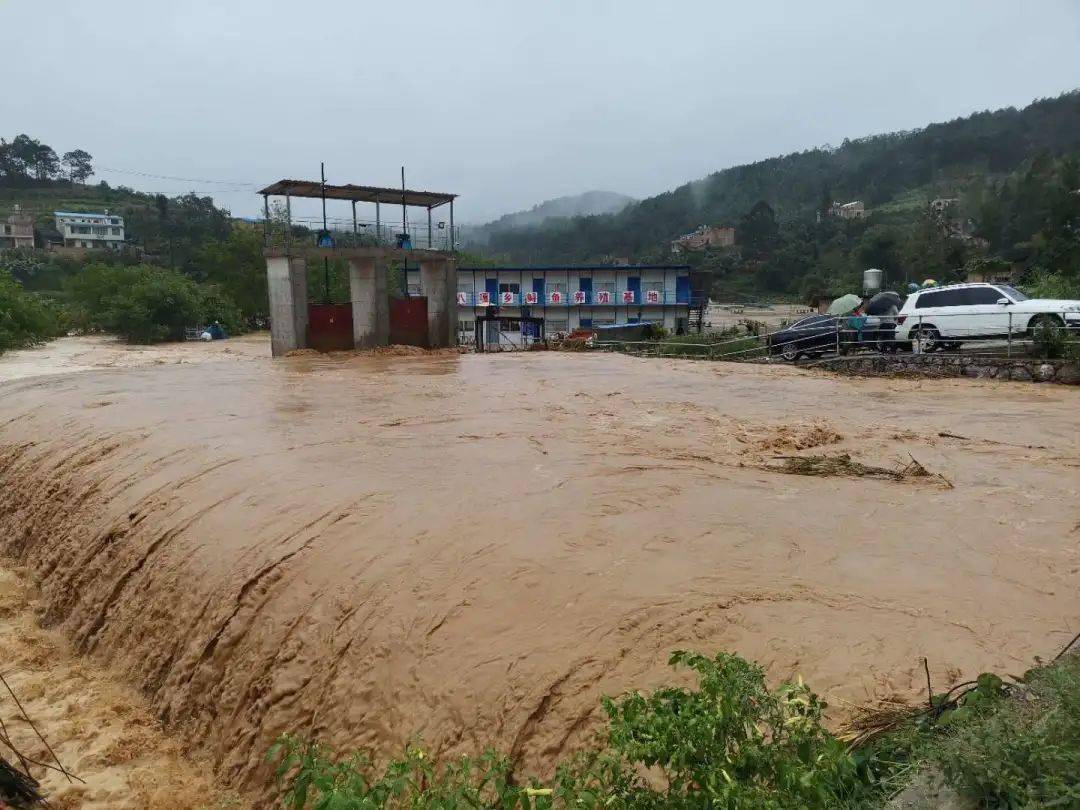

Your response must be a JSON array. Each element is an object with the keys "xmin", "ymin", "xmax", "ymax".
[
  {"xmin": 420, "ymin": 259, "xmax": 454, "ymax": 348},
  {"xmin": 267, "ymin": 257, "xmax": 308, "ymax": 357},
  {"xmin": 819, "ymin": 354, "xmax": 1080, "ymax": 385},
  {"xmin": 348, "ymin": 258, "xmax": 389, "ymax": 348}
]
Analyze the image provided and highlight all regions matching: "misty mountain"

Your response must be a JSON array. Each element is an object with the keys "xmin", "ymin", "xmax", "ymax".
[
  {"xmin": 481, "ymin": 91, "xmax": 1080, "ymax": 265},
  {"xmin": 467, "ymin": 190, "xmax": 634, "ymax": 244}
]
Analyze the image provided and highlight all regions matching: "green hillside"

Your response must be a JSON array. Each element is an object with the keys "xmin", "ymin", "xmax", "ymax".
[
  {"xmin": 481, "ymin": 91, "xmax": 1080, "ymax": 299},
  {"xmin": 0, "ymin": 183, "xmax": 158, "ymax": 238}
]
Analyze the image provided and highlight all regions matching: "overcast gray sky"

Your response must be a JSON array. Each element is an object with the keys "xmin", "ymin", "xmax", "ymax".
[{"xmin": 2, "ymin": 0, "xmax": 1078, "ymax": 223}]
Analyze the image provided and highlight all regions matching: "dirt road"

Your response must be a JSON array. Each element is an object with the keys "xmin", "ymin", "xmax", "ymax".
[{"xmin": 0, "ymin": 337, "xmax": 1076, "ymax": 796}]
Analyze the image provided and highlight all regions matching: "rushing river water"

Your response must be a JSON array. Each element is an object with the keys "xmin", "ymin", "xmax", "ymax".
[{"xmin": 0, "ymin": 336, "xmax": 1077, "ymax": 792}]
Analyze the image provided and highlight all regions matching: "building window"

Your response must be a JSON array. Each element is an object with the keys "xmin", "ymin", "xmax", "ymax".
[
  {"xmin": 643, "ymin": 281, "xmax": 664, "ymax": 293},
  {"xmin": 546, "ymin": 282, "xmax": 566, "ymax": 297},
  {"xmin": 498, "ymin": 282, "xmax": 520, "ymax": 294},
  {"xmin": 546, "ymin": 318, "xmax": 568, "ymax": 333},
  {"xmin": 111, "ymin": 227, "xmax": 121, "ymax": 235},
  {"xmin": 593, "ymin": 314, "xmax": 615, "ymax": 325},
  {"xmin": 407, "ymin": 284, "xmax": 421, "ymax": 295},
  {"xmin": 594, "ymin": 282, "xmax": 615, "ymax": 296}
]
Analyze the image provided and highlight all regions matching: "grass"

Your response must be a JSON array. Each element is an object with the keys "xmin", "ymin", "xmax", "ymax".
[
  {"xmin": 595, "ymin": 329, "xmax": 768, "ymax": 361},
  {"xmin": 0, "ymin": 184, "xmax": 156, "ymax": 232},
  {"xmin": 268, "ymin": 651, "xmax": 1080, "ymax": 808},
  {"xmin": 926, "ymin": 654, "xmax": 1080, "ymax": 806}
]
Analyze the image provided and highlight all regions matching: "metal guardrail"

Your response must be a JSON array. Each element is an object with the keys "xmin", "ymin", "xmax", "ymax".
[
  {"xmin": 263, "ymin": 218, "xmax": 457, "ymax": 251},
  {"xmin": 593, "ymin": 309, "xmax": 1080, "ymax": 363}
]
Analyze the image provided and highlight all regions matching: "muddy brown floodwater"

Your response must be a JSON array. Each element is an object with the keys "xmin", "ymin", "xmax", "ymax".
[{"xmin": 0, "ymin": 337, "xmax": 1077, "ymax": 799}]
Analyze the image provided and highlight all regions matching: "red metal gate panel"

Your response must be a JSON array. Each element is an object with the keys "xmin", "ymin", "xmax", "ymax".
[
  {"xmin": 307, "ymin": 303, "xmax": 353, "ymax": 352},
  {"xmin": 389, "ymin": 297, "xmax": 429, "ymax": 347}
]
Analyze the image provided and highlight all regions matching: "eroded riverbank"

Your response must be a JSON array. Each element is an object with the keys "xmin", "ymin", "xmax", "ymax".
[{"xmin": 0, "ymin": 340, "xmax": 1077, "ymax": 795}]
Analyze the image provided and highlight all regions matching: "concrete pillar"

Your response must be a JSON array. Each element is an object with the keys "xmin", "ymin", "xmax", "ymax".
[
  {"xmin": 289, "ymin": 258, "xmax": 308, "ymax": 348},
  {"xmin": 420, "ymin": 258, "xmax": 453, "ymax": 348},
  {"xmin": 348, "ymin": 257, "xmax": 389, "ymax": 348},
  {"xmin": 267, "ymin": 256, "xmax": 308, "ymax": 357},
  {"xmin": 445, "ymin": 259, "xmax": 458, "ymax": 345}
]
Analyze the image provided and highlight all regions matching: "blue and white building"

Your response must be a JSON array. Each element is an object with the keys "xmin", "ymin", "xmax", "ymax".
[{"xmin": 406, "ymin": 264, "xmax": 693, "ymax": 343}]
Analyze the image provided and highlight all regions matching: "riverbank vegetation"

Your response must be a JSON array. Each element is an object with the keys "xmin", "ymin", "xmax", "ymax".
[
  {"xmin": 269, "ymin": 649, "xmax": 1079, "ymax": 808},
  {"xmin": 0, "ymin": 269, "xmax": 65, "ymax": 353}
]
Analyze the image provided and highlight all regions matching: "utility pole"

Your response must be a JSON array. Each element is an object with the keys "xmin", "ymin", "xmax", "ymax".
[
  {"xmin": 321, "ymin": 161, "xmax": 329, "ymax": 303},
  {"xmin": 401, "ymin": 166, "xmax": 408, "ymax": 296}
]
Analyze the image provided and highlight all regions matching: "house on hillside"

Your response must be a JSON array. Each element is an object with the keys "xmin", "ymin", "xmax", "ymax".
[
  {"xmin": 828, "ymin": 200, "xmax": 867, "ymax": 220},
  {"xmin": 670, "ymin": 225, "xmax": 735, "ymax": 254},
  {"xmin": 928, "ymin": 198, "xmax": 987, "ymax": 248},
  {"xmin": 53, "ymin": 210, "xmax": 125, "ymax": 250},
  {"xmin": 1, "ymin": 206, "xmax": 34, "ymax": 249}
]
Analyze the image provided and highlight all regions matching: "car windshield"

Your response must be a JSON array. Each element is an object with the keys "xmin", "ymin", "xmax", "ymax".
[{"xmin": 997, "ymin": 285, "xmax": 1029, "ymax": 302}]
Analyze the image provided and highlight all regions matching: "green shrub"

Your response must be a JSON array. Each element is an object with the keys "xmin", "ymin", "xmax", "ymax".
[
  {"xmin": 1030, "ymin": 318, "xmax": 1067, "ymax": 359},
  {"xmin": 930, "ymin": 656, "xmax": 1080, "ymax": 806},
  {"xmin": 65, "ymin": 262, "xmax": 244, "ymax": 343},
  {"xmin": 0, "ymin": 269, "xmax": 65, "ymax": 354},
  {"xmin": 269, "ymin": 651, "xmax": 875, "ymax": 809}
]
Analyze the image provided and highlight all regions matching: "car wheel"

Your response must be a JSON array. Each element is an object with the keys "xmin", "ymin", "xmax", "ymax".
[
  {"xmin": 1028, "ymin": 313, "xmax": 1064, "ymax": 337},
  {"xmin": 780, "ymin": 344, "xmax": 801, "ymax": 361},
  {"xmin": 910, "ymin": 325, "xmax": 941, "ymax": 353}
]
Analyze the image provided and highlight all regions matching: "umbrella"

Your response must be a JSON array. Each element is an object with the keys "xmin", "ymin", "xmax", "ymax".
[
  {"xmin": 826, "ymin": 293, "xmax": 863, "ymax": 315},
  {"xmin": 865, "ymin": 291, "xmax": 902, "ymax": 316}
]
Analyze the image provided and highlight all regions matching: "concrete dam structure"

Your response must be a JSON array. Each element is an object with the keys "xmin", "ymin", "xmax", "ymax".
[{"xmin": 259, "ymin": 177, "xmax": 459, "ymax": 356}]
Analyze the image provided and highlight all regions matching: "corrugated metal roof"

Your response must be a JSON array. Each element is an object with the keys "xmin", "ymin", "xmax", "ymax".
[
  {"xmin": 54, "ymin": 211, "xmax": 121, "ymax": 219},
  {"xmin": 257, "ymin": 180, "xmax": 455, "ymax": 208},
  {"xmin": 455, "ymin": 264, "xmax": 691, "ymax": 272}
]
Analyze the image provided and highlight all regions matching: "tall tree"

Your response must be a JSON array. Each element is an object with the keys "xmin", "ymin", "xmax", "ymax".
[
  {"xmin": 737, "ymin": 201, "xmax": 779, "ymax": 259},
  {"xmin": 62, "ymin": 149, "xmax": 94, "ymax": 183}
]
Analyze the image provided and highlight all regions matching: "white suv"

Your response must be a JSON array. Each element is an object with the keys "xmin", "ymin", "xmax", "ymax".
[{"xmin": 895, "ymin": 283, "xmax": 1080, "ymax": 351}]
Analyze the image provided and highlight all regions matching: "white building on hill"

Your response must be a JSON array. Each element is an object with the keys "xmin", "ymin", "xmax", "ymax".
[{"xmin": 54, "ymin": 210, "xmax": 125, "ymax": 250}]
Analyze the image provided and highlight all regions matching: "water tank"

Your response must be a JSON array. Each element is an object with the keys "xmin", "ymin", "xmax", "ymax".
[{"xmin": 863, "ymin": 268, "xmax": 884, "ymax": 295}]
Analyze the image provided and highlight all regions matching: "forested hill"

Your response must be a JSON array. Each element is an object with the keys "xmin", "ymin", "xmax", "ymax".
[
  {"xmin": 467, "ymin": 190, "xmax": 634, "ymax": 244},
  {"xmin": 484, "ymin": 91, "xmax": 1080, "ymax": 265}
]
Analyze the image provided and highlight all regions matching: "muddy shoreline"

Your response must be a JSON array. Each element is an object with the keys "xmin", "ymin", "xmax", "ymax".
[{"xmin": 1, "ymin": 339, "xmax": 1077, "ymax": 795}]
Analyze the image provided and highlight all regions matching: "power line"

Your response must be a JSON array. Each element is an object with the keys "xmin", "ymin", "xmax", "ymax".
[{"xmin": 94, "ymin": 165, "xmax": 258, "ymax": 188}]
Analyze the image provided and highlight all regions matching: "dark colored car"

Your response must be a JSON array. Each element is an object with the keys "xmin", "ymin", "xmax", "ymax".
[{"xmin": 768, "ymin": 314, "xmax": 845, "ymax": 360}]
